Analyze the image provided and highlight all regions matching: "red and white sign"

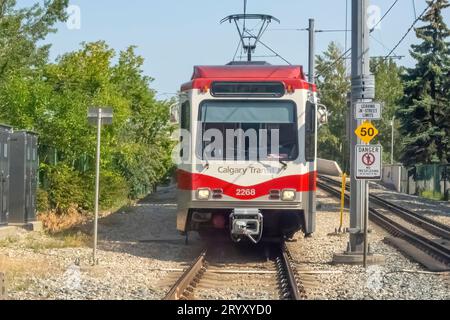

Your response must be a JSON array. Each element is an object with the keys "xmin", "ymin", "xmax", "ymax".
[{"xmin": 356, "ymin": 145, "xmax": 382, "ymax": 180}]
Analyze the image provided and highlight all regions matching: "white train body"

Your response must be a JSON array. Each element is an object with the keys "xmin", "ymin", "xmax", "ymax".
[{"xmin": 176, "ymin": 63, "xmax": 318, "ymax": 243}]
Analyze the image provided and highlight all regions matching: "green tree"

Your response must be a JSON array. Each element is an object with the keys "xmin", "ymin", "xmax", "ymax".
[
  {"xmin": 398, "ymin": 0, "xmax": 450, "ymax": 166},
  {"xmin": 370, "ymin": 58, "xmax": 404, "ymax": 163},
  {"xmin": 0, "ymin": 0, "xmax": 68, "ymax": 78},
  {"xmin": 0, "ymin": 40, "xmax": 174, "ymax": 212},
  {"xmin": 316, "ymin": 42, "xmax": 351, "ymax": 171}
]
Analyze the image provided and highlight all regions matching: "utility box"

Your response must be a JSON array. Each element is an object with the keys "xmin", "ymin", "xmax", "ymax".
[
  {"xmin": 9, "ymin": 131, "xmax": 39, "ymax": 224},
  {"xmin": 0, "ymin": 125, "xmax": 12, "ymax": 226}
]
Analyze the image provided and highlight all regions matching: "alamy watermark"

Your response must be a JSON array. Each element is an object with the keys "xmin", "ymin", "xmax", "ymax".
[
  {"xmin": 172, "ymin": 126, "xmax": 284, "ymax": 166},
  {"xmin": 66, "ymin": 5, "xmax": 81, "ymax": 30}
]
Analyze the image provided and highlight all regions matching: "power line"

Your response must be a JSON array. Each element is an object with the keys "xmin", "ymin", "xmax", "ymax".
[
  {"xmin": 268, "ymin": 28, "xmax": 349, "ymax": 33},
  {"xmin": 232, "ymin": 40, "xmax": 242, "ymax": 62},
  {"xmin": 412, "ymin": 0, "xmax": 418, "ymax": 19},
  {"xmin": 383, "ymin": 0, "xmax": 434, "ymax": 60},
  {"xmin": 246, "ymin": 30, "xmax": 292, "ymax": 65},
  {"xmin": 315, "ymin": 48, "xmax": 352, "ymax": 80},
  {"xmin": 370, "ymin": 0, "xmax": 399, "ymax": 33},
  {"xmin": 370, "ymin": 34, "xmax": 398, "ymax": 56}
]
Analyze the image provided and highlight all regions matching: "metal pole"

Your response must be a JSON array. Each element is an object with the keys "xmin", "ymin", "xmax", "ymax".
[
  {"xmin": 363, "ymin": 180, "xmax": 369, "ymax": 268},
  {"xmin": 308, "ymin": 18, "xmax": 315, "ymax": 84},
  {"xmin": 349, "ymin": 0, "xmax": 372, "ymax": 253},
  {"xmin": 391, "ymin": 116, "xmax": 395, "ymax": 165},
  {"xmin": 93, "ymin": 109, "xmax": 102, "ymax": 265},
  {"xmin": 339, "ymin": 173, "xmax": 347, "ymax": 233}
]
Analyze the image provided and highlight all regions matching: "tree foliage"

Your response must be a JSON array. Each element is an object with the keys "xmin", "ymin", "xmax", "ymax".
[
  {"xmin": 370, "ymin": 58, "xmax": 404, "ymax": 163},
  {"xmin": 398, "ymin": 0, "xmax": 450, "ymax": 166},
  {"xmin": 0, "ymin": 1, "xmax": 173, "ymax": 213},
  {"xmin": 316, "ymin": 42, "xmax": 351, "ymax": 171},
  {"xmin": 0, "ymin": 0, "xmax": 69, "ymax": 79}
]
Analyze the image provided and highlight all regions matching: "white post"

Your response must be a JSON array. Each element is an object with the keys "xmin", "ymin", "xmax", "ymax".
[
  {"xmin": 363, "ymin": 180, "xmax": 369, "ymax": 268},
  {"xmin": 93, "ymin": 109, "xmax": 102, "ymax": 265},
  {"xmin": 391, "ymin": 116, "xmax": 395, "ymax": 165}
]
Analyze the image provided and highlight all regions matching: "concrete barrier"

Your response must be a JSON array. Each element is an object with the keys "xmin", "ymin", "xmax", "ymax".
[
  {"xmin": 382, "ymin": 165, "xmax": 403, "ymax": 192},
  {"xmin": 317, "ymin": 158, "xmax": 343, "ymax": 177}
]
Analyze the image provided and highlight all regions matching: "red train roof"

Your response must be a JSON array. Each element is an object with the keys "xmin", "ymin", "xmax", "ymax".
[
  {"xmin": 192, "ymin": 65, "xmax": 306, "ymax": 80},
  {"xmin": 181, "ymin": 64, "xmax": 316, "ymax": 92}
]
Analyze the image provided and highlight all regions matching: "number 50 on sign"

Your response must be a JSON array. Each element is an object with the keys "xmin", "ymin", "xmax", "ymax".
[{"xmin": 355, "ymin": 121, "xmax": 379, "ymax": 144}]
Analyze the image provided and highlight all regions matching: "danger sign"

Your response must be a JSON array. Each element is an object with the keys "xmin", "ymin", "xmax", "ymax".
[{"xmin": 356, "ymin": 145, "xmax": 382, "ymax": 180}]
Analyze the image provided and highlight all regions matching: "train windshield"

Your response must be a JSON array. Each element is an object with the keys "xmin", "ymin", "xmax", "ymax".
[{"xmin": 198, "ymin": 100, "xmax": 298, "ymax": 161}]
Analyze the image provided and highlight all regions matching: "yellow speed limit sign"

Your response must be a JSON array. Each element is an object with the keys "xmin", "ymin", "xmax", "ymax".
[{"xmin": 355, "ymin": 121, "xmax": 379, "ymax": 144}]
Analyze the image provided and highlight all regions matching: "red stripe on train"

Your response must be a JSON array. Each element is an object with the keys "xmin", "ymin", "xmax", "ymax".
[{"xmin": 177, "ymin": 170, "xmax": 317, "ymax": 200}]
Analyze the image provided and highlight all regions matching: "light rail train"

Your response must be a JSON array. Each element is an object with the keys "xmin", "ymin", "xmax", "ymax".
[{"xmin": 175, "ymin": 62, "xmax": 326, "ymax": 243}]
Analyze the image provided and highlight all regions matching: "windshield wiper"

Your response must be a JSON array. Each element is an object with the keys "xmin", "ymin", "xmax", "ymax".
[{"xmin": 279, "ymin": 159, "xmax": 288, "ymax": 170}]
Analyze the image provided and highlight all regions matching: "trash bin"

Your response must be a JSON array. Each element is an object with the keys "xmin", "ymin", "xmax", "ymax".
[
  {"xmin": 0, "ymin": 125, "xmax": 12, "ymax": 226},
  {"xmin": 9, "ymin": 131, "xmax": 39, "ymax": 224}
]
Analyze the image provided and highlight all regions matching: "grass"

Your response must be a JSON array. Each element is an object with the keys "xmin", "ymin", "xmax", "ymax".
[
  {"xmin": 0, "ymin": 255, "xmax": 57, "ymax": 292},
  {"xmin": 0, "ymin": 237, "xmax": 20, "ymax": 248},
  {"xmin": 421, "ymin": 190, "xmax": 445, "ymax": 201},
  {"xmin": 24, "ymin": 232, "xmax": 92, "ymax": 252}
]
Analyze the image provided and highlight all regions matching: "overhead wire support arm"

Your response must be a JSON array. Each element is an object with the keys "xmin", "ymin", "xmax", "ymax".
[{"xmin": 220, "ymin": 14, "xmax": 280, "ymax": 62}]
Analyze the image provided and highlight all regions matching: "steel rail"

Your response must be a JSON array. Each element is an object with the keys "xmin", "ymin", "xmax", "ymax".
[
  {"xmin": 163, "ymin": 250, "xmax": 207, "ymax": 300},
  {"xmin": 318, "ymin": 175, "xmax": 450, "ymax": 239},
  {"xmin": 280, "ymin": 244, "xmax": 305, "ymax": 300},
  {"xmin": 317, "ymin": 181, "xmax": 450, "ymax": 266}
]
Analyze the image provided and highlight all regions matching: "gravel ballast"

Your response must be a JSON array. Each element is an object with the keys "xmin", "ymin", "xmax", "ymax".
[{"xmin": 0, "ymin": 185, "xmax": 448, "ymax": 300}]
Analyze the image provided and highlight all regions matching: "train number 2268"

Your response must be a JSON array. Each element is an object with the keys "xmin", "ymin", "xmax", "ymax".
[{"xmin": 236, "ymin": 189, "xmax": 256, "ymax": 196}]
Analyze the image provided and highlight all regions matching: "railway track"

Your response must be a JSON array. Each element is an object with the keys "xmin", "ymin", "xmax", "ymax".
[
  {"xmin": 317, "ymin": 176, "xmax": 450, "ymax": 272},
  {"xmin": 163, "ymin": 244, "xmax": 307, "ymax": 300}
]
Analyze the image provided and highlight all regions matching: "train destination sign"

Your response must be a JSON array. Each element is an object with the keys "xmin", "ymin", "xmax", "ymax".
[
  {"xmin": 355, "ymin": 121, "xmax": 379, "ymax": 144},
  {"xmin": 355, "ymin": 102, "xmax": 382, "ymax": 120},
  {"xmin": 356, "ymin": 145, "xmax": 382, "ymax": 180}
]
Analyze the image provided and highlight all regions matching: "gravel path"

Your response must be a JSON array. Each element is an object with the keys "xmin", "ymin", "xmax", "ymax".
[
  {"xmin": 0, "ymin": 185, "xmax": 449, "ymax": 300},
  {"xmin": 1, "ymin": 185, "xmax": 204, "ymax": 300}
]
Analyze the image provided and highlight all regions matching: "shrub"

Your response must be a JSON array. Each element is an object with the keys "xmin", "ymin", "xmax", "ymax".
[
  {"xmin": 38, "ymin": 205, "xmax": 88, "ymax": 234},
  {"xmin": 36, "ymin": 188, "xmax": 50, "ymax": 213},
  {"xmin": 98, "ymin": 169, "xmax": 130, "ymax": 209},
  {"xmin": 43, "ymin": 164, "xmax": 86, "ymax": 213}
]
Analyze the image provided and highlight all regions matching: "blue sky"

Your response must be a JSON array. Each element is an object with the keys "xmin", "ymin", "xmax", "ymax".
[{"xmin": 17, "ymin": 1, "xmax": 450, "ymax": 97}]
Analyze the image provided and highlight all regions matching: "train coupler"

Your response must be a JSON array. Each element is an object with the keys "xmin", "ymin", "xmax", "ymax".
[{"xmin": 229, "ymin": 209, "xmax": 263, "ymax": 244}]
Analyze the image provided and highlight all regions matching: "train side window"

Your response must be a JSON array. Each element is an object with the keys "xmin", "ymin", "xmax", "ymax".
[
  {"xmin": 305, "ymin": 101, "xmax": 316, "ymax": 162},
  {"xmin": 180, "ymin": 101, "xmax": 190, "ymax": 159},
  {"xmin": 180, "ymin": 101, "xmax": 191, "ymax": 131}
]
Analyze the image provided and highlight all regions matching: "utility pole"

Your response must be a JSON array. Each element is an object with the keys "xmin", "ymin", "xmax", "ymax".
[
  {"xmin": 308, "ymin": 18, "xmax": 315, "ymax": 84},
  {"xmin": 349, "ymin": 0, "xmax": 371, "ymax": 254},
  {"xmin": 333, "ymin": 0, "xmax": 384, "ymax": 266}
]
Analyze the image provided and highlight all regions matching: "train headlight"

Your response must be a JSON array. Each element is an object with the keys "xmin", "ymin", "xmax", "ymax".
[
  {"xmin": 197, "ymin": 188, "xmax": 211, "ymax": 200},
  {"xmin": 281, "ymin": 190, "xmax": 296, "ymax": 201}
]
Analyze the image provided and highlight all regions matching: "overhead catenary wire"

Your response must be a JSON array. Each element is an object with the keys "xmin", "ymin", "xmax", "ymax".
[
  {"xmin": 316, "ymin": 0, "xmax": 405, "ymax": 80},
  {"xmin": 232, "ymin": 40, "xmax": 242, "ymax": 61},
  {"xmin": 382, "ymin": 0, "xmax": 434, "ymax": 61},
  {"xmin": 412, "ymin": 0, "xmax": 418, "ymax": 19},
  {"xmin": 246, "ymin": 30, "xmax": 292, "ymax": 65},
  {"xmin": 370, "ymin": 0, "xmax": 399, "ymax": 33}
]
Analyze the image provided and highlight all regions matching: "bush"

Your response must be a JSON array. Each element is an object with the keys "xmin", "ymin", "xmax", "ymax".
[
  {"xmin": 98, "ymin": 170, "xmax": 130, "ymax": 209},
  {"xmin": 43, "ymin": 164, "xmax": 86, "ymax": 213},
  {"xmin": 36, "ymin": 188, "xmax": 50, "ymax": 213},
  {"xmin": 38, "ymin": 206, "xmax": 88, "ymax": 234}
]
